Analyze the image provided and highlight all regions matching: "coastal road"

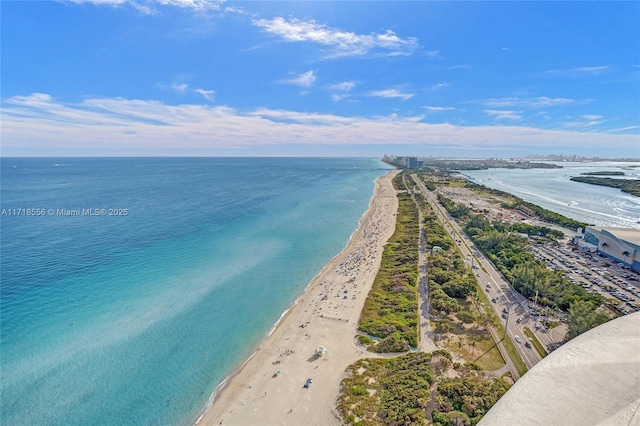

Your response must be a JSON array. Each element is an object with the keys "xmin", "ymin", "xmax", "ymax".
[
  {"xmin": 410, "ymin": 174, "xmax": 542, "ymax": 372},
  {"xmin": 405, "ymin": 180, "xmax": 438, "ymax": 353}
]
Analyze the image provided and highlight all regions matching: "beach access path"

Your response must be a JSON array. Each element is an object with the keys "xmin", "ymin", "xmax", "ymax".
[{"xmin": 198, "ymin": 170, "xmax": 400, "ymax": 426}]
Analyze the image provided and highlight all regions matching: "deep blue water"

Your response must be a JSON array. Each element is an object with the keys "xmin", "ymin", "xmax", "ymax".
[{"xmin": 0, "ymin": 157, "xmax": 388, "ymax": 425}]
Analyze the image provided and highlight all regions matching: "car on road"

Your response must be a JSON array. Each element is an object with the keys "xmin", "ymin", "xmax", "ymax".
[
  {"xmin": 303, "ymin": 378, "xmax": 313, "ymax": 388},
  {"xmin": 515, "ymin": 335, "xmax": 522, "ymax": 343},
  {"xmin": 491, "ymin": 298, "xmax": 497, "ymax": 303},
  {"xmin": 525, "ymin": 342, "xmax": 532, "ymax": 348}
]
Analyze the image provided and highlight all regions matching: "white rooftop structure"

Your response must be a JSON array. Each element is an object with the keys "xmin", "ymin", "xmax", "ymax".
[{"xmin": 480, "ymin": 312, "xmax": 640, "ymax": 426}]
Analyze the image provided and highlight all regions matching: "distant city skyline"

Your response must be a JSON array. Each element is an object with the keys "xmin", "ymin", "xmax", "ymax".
[{"xmin": 1, "ymin": 1, "xmax": 639, "ymax": 157}]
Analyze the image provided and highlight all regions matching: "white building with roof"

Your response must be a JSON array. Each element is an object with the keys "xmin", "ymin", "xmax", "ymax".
[{"xmin": 574, "ymin": 226, "xmax": 640, "ymax": 272}]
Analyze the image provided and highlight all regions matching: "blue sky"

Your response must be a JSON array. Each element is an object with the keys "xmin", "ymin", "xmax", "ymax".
[{"xmin": 2, "ymin": 1, "xmax": 639, "ymax": 158}]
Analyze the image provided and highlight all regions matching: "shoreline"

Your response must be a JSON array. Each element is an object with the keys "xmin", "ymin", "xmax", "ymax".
[{"xmin": 196, "ymin": 169, "xmax": 399, "ymax": 426}]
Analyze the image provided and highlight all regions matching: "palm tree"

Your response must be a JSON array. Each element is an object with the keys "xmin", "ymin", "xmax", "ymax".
[
  {"xmin": 600, "ymin": 242, "xmax": 608, "ymax": 250},
  {"xmin": 622, "ymin": 250, "xmax": 631, "ymax": 265}
]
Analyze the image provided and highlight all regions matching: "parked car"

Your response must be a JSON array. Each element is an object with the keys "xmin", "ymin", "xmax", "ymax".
[{"xmin": 303, "ymin": 378, "xmax": 313, "ymax": 389}]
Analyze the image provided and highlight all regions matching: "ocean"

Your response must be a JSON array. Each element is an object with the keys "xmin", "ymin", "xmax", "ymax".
[
  {"xmin": 461, "ymin": 161, "xmax": 640, "ymax": 230},
  {"xmin": 0, "ymin": 157, "xmax": 389, "ymax": 425}
]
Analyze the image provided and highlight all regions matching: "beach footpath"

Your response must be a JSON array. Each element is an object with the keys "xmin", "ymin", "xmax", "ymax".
[{"xmin": 198, "ymin": 170, "xmax": 399, "ymax": 426}]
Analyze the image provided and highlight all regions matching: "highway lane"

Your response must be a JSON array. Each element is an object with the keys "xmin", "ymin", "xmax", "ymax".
[{"xmin": 410, "ymin": 174, "xmax": 543, "ymax": 371}]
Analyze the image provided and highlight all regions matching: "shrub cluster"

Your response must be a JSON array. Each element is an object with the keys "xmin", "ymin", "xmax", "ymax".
[
  {"xmin": 358, "ymin": 173, "xmax": 420, "ymax": 352},
  {"xmin": 463, "ymin": 214, "xmax": 601, "ymax": 311},
  {"xmin": 433, "ymin": 372, "xmax": 510, "ymax": 426},
  {"xmin": 338, "ymin": 352, "xmax": 434, "ymax": 426}
]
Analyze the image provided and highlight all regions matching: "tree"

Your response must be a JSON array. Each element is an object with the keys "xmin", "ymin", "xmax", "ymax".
[
  {"xmin": 566, "ymin": 300, "xmax": 610, "ymax": 339},
  {"xmin": 622, "ymin": 250, "xmax": 631, "ymax": 264}
]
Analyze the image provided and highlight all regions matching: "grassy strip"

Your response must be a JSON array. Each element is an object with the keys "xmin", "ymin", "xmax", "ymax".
[
  {"xmin": 523, "ymin": 327, "xmax": 548, "ymax": 358},
  {"xmin": 357, "ymin": 172, "xmax": 420, "ymax": 352},
  {"xmin": 474, "ymin": 284, "xmax": 528, "ymax": 377},
  {"xmin": 502, "ymin": 335, "xmax": 528, "ymax": 377}
]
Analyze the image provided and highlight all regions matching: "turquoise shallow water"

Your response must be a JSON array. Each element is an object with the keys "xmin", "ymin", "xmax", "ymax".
[{"xmin": 0, "ymin": 157, "xmax": 388, "ymax": 425}]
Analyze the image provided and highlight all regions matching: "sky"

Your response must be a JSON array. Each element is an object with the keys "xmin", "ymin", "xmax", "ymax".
[{"xmin": 1, "ymin": 0, "xmax": 639, "ymax": 158}]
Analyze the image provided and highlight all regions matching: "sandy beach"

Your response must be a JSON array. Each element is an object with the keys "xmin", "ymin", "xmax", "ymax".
[{"xmin": 197, "ymin": 170, "xmax": 399, "ymax": 426}]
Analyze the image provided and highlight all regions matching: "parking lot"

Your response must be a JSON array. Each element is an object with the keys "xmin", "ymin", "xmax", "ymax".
[{"xmin": 530, "ymin": 240, "xmax": 640, "ymax": 316}]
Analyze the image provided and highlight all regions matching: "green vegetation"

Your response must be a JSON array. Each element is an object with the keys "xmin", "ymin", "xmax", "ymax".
[
  {"xmin": 500, "ymin": 334, "xmax": 528, "ymax": 377},
  {"xmin": 518, "ymin": 200, "xmax": 588, "ymax": 229},
  {"xmin": 358, "ymin": 172, "xmax": 420, "ymax": 352},
  {"xmin": 433, "ymin": 190, "xmax": 612, "ymax": 342},
  {"xmin": 420, "ymin": 200, "xmax": 506, "ymax": 372},
  {"xmin": 338, "ymin": 351, "xmax": 511, "ymax": 426},
  {"xmin": 340, "ymin": 172, "xmax": 516, "ymax": 425},
  {"xmin": 581, "ymin": 171, "xmax": 625, "ymax": 176},
  {"xmin": 434, "ymin": 372, "xmax": 510, "ymax": 426},
  {"xmin": 461, "ymin": 214, "xmax": 601, "ymax": 312},
  {"xmin": 566, "ymin": 300, "xmax": 611, "ymax": 339},
  {"xmin": 339, "ymin": 352, "xmax": 434, "ymax": 425},
  {"xmin": 392, "ymin": 170, "xmax": 408, "ymax": 191},
  {"xmin": 570, "ymin": 176, "xmax": 640, "ymax": 197},
  {"xmin": 419, "ymin": 158, "xmax": 562, "ymax": 171},
  {"xmin": 461, "ymin": 180, "xmax": 588, "ymax": 229},
  {"xmin": 523, "ymin": 327, "xmax": 547, "ymax": 358}
]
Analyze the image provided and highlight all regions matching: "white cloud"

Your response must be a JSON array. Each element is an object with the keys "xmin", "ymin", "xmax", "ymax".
[
  {"xmin": 194, "ymin": 88, "xmax": 215, "ymax": 102},
  {"xmin": 426, "ymin": 50, "xmax": 441, "ymax": 58},
  {"xmin": 327, "ymin": 81, "xmax": 356, "ymax": 102},
  {"xmin": 482, "ymin": 96, "xmax": 574, "ymax": 108},
  {"xmin": 327, "ymin": 81, "xmax": 356, "ymax": 92},
  {"xmin": 172, "ymin": 82, "xmax": 188, "ymax": 93},
  {"xmin": 430, "ymin": 82, "xmax": 450, "ymax": 92},
  {"xmin": 484, "ymin": 110, "xmax": 523, "ymax": 121},
  {"xmin": 560, "ymin": 114, "xmax": 605, "ymax": 130},
  {"xmin": 283, "ymin": 70, "xmax": 316, "ymax": 88},
  {"xmin": 3, "ymin": 93, "xmax": 638, "ymax": 156},
  {"xmin": 606, "ymin": 125, "xmax": 640, "ymax": 133},
  {"xmin": 544, "ymin": 66, "xmax": 612, "ymax": 77},
  {"xmin": 64, "ymin": 0, "xmax": 224, "ymax": 14},
  {"xmin": 368, "ymin": 89, "xmax": 414, "ymax": 101},
  {"xmin": 158, "ymin": 82, "xmax": 189, "ymax": 94},
  {"xmin": 423, "ymin": 106, "xmax": 454, "ymax": 112},
  {"xmin": 252, "ymin": 17, "xmax": 418, "ymax": 58}
]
